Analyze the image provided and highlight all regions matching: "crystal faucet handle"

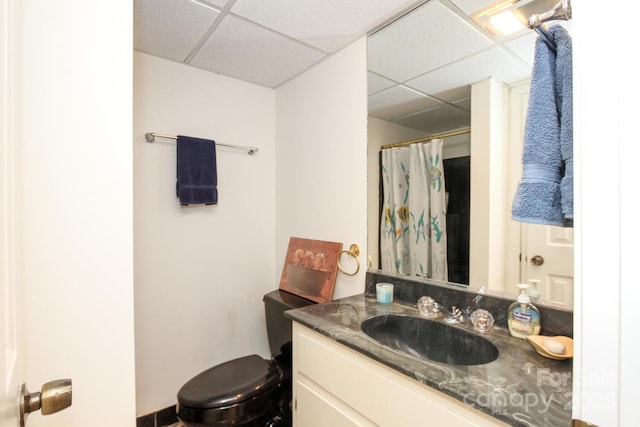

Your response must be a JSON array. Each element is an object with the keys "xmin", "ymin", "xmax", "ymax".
[
  {"xmin": 470, "ymin": 309, "xmax": 495, "ymax": 332},
  {"xmin": 417, "ymin": 296, "xmax": 439, "ymax": 317}
]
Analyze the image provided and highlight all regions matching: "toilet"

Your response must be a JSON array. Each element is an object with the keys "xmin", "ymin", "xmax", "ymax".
[{"xmin": 176, "ymin": 289, "xmax": 315, "ymax": 427}]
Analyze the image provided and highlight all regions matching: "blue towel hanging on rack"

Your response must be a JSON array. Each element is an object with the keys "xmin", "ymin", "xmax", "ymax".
[
  {"xmin": 176, "ymin": 135, "xmax": 218, "ymax": 206},
  {"xmin": 554, "ymin": 26, "xmax": 573, "ymax": 223},
  {"xmin": 511, "ymin": 25, "xmax": 573, "ymax": 227}
]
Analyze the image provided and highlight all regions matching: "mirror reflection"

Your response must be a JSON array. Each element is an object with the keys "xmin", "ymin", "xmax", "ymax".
[{"xmin": 367, "ymin": 0, "xmax": 573, "ymax": 307}]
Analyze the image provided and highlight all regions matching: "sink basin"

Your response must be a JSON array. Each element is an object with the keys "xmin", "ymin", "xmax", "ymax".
[{"xmin": 360, "ymin": 314, "xmax": 499, "ymax": 366}]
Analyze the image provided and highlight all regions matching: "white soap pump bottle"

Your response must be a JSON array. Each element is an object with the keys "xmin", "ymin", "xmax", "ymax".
[
  {"xmin": 528, "ymin": 279, "xmax": 541, "ymax": 303},
  {"xmin": 507, "ymin": 284, "xmax": 541, "ymax": 339}
]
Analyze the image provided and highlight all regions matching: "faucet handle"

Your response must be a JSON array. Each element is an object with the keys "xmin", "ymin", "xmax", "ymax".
[
  {"xmin": 470, "ymin": 309, "xmax": 495, "ymax": 332},
  {"xmin": 417, "ymin": 296, "xmax": 439, "ymax": 317}
]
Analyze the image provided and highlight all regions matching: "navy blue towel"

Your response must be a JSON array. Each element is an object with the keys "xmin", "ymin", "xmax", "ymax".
[{"xmin": 176, "ymin": 135, "xmax": 218, "ymax": 206}]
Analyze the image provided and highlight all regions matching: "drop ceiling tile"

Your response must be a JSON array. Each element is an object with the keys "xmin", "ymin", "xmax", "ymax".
[
  {"xmin": 201, "ymin": 0, "xmax": 228, "ymax": 7},
  {"xmin": 231, "ymin": 0, "xmax": 424, "ymax": 53},
  {"xmin": 452, "ymin": 97, "xmax": 471, "ymax": 111},
  {"xmin": 433, "ymin": 86, "xmax": 471, "ymax": 103},
  {"xmin": 504, "ymin": 32, "xmax": 537, "ymax": 67},
  {"xmin": 405, "ymin": 46, "xmax": 530, "ymax": 94},
  {"xmin": 134, "ymin": 0, "xmax": 220, "ymax": 62},
  {"xmin": 368, "ymin": 0, "xmax": 492, "ymax": 82},
  {"xmin": 191, "ymin": 15, "xmax": 325, "ymax": 87},
  {"xmin": 393, "ymin": 104, "xmax": 470, "ymax": 133},
  {"xmin": 368, "ymin": 72, "xmax": 397, "ymax": 95},
  {"xmin": 369, "ymin": 85, "xmax": 443, "ymax": 120}
]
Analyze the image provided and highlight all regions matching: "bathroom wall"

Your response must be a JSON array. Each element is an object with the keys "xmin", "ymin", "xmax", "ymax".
[
  {"xmin": 133, "ymin": 37, "xmax": 369, "ymax": 416},
  {"xmin": 133, "ymin": 52, "xmax": 277, "ymax": 415},
  {"xmin": 275, "ymin": 38, "xmax": 368, "ymax": 300}
]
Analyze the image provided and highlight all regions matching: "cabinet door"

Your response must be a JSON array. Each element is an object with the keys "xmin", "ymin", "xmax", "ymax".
[{"xmin": 295, "ymin": 379, "xmax": 376, "ymax": 427}]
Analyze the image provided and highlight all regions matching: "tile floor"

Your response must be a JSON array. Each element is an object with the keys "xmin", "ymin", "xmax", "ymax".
[{"xmin": 136, "ymin": 404, "xmax": 179, "ymax": 427}]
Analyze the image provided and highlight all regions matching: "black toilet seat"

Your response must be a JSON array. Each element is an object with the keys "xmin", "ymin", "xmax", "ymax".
[
  {"xmin": 178, "ymin": 354, "xmax": 283, "ymax": 409},
  {"xmin": 177, "ymin": 354, "xmax": 286, "ymax": 426}
]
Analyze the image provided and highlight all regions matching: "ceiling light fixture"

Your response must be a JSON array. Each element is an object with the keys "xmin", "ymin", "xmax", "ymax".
[
  {"xmin": 473, "ymin": 0, "xmax": 527, "ymax": 37},
  {"xmin": 488, "ymin": 10, "xmax": 526, "ymax": 35}
]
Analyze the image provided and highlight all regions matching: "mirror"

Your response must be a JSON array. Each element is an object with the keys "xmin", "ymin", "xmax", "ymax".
[{"xmin": 366, "ymin": 0, "xmax": 573, "ymax": 307}]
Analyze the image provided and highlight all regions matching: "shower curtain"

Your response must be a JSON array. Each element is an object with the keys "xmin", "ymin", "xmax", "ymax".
[{"xmin": 380, "ymin": 139, "xmax": 448, "ymax": 280}]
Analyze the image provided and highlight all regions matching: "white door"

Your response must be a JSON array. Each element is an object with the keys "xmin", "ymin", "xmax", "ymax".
[
  {"xmin": 0, "ymin": 143, "xmax": 72, "ymax": 427},
  {"xmin": 1, "ymin": 0, "xmax": 22, "ymax": 423},
  {"xmin": 0, "ymin": 174, "xmax": 23, "ymax": 427},
  {"xmin": 1, "ymin": 1, "xmax": 136, "ymax": 426},
  {"xmin": 521, "ymin": 224, "xmax": 574, "ymax": 305}
]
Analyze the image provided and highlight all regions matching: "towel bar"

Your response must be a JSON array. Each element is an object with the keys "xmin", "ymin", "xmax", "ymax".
[
  {"xmin": 145, "ymin": 132, "xmax": 259, "ymax": 155},
  {"xmin": 527, "ymin": 0, "xmax": 572, "ymax": 53}
]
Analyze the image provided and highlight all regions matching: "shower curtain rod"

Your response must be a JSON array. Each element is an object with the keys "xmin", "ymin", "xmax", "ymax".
[
  {"xmin": 144, "ymin": 132, "xmax": 259, "ymax": 155},
  {"xmin": 381, "ymin": 128, "xmax": 470, "ymax": 150},
  {"xmin": 527, "ymin": 0, "xmax": 572, "ymax": 53}
]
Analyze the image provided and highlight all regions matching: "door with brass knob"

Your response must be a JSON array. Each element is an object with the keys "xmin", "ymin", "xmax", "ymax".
[
  {"xmin": 522, "ymin": 224, "xmax": 574, "ymax": 305},
  {"xmin": 2, "ymin": 2, "xmax": 136, "ymax": 426},
  {"xmin": 19, "ymin": 380, "xmax": 72, "ymax": 426},
  {"xmin": 530, "ymin": 255, "xmax": 545, "ymax": 266}
]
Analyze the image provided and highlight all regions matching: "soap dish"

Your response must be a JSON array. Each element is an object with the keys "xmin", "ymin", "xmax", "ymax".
[{"xmin": 526, "ymin": 335, "xmax": 574, "ymax": 360}]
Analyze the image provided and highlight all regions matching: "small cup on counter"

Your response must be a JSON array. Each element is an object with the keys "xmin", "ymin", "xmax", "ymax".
[{"xmin": 376, "ymin": 283, "xmax": 394, "ymax": 304}]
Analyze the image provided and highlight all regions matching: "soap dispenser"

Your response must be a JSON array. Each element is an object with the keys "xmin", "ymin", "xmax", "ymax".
[
  {"xmin": 508, "ymin": 284, "xmax": 541, "ymax": 339},
  {"xmin": 528, "ymin": 279, "xmax": 541, "ymax": 303}
]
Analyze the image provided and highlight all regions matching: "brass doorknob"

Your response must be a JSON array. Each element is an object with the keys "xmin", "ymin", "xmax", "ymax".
[
  {"xmin": 530, "ymin": 255, "xmax": 545, "ymax": 266},
  {"xmin": 20, "ymin": 379, "xmax": 72, "ymax": 426}
]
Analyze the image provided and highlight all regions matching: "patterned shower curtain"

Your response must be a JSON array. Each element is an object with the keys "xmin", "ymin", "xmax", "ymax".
[{"xmin": 379, "ymin": 139, "xmax": 448, "ymax": 280}]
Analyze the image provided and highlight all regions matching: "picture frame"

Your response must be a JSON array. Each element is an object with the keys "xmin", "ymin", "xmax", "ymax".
[{"xmin": 278, "ymin": 237, "xmax": 343, "ymax": 303}]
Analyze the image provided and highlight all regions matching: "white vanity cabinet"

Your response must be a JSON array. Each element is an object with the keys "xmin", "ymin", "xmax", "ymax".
[{"xmin": 292, "ymin": 322, "xmax": 508, "ymax": 427}]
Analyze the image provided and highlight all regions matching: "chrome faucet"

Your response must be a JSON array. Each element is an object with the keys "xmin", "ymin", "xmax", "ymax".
[
  {"xmin": 417, "ymin": 296, "xmax": 464, "ymax": 323},
  {"xmin": 438, "ymin": 303, "xmax": 464, "ymax": 323},
  {"xmin": 417, "ymin": 287, "xmax": 488, "ymax": 325}
]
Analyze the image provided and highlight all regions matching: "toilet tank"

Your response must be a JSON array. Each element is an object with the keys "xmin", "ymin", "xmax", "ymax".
[{"xmin": 263, "ymin": 290, "xmax": 315, "ymax": 357}]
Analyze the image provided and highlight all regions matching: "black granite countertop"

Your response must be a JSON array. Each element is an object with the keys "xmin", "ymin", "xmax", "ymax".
[{"xmin": 285, "ymin": 292, "xmax": 572, "ymax": 427}]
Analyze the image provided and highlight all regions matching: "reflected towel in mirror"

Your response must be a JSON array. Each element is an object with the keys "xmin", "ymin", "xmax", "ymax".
[{"xmin": 512, "ymin": 25, "xmax": 573, "ymax": 227}]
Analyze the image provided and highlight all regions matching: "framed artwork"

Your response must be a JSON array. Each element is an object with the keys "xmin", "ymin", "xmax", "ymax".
[{"xmin": 279, "ymin": 237, "xmax": 343, "ymax": 303}]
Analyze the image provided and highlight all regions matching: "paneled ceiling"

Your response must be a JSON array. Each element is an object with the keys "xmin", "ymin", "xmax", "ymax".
[{"xmin": 134, "ymin": 0, "xmax": 569, "ymax": 133}]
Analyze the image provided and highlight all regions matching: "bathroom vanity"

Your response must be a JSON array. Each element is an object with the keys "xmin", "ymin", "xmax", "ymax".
[
  {"xmin": 292, "ymin": 323, "xmax": 507, "ymax": 426},
  {"xmin": 285, "ymin": 275, "xmax": 573, "ymax": 427}
]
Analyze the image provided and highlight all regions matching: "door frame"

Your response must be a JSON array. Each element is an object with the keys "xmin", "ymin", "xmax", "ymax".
[{"xmin": 1, "ymin": 0, "xmax": 22, "ymax": 424}]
